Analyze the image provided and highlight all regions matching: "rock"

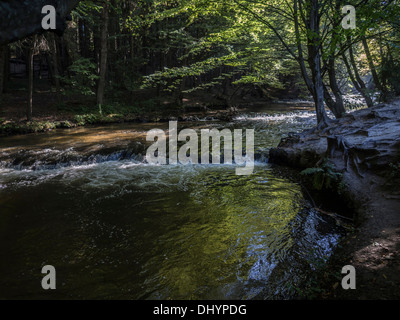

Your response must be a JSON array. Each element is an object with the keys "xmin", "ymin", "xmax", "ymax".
[{"xmin": 269, "ymin": 99, "xmax": 400, "ymax": 178}]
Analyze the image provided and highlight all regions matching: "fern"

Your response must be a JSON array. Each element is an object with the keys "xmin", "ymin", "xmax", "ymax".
[
  {"xmin": 301, "ymin": 167, "xmax": 324, "ymax": 176},
  {"xmin": 301, "ymin": 160, "xmax": 343, "ymax": 191}
]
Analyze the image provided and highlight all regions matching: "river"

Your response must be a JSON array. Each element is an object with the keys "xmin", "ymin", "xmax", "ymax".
[{"xmin": 0, "ymin": 102, "xmax": 345, "ymax": 299}]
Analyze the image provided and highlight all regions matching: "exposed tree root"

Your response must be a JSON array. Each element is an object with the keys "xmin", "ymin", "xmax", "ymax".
[{"xmin": 326, "ymin": 135, "xmax": 364, "ymax": 178}]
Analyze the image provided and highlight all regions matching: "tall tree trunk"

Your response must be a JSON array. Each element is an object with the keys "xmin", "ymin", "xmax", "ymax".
[
  {"xmin": 97, "ymin": 2, "xmax": 109, "ymax": 113},
  {"xmin": 342, "ymin": 51, "xmax": 373, "ymax": 108},
  {"xmin": 324, "ymin": 6, "xmax": 346, "ymax": 119},
  {"xmin": 347, "ymin": 38, "xmax": 374, "ymax": 108},
  {"xmin": 93, "ymin": 25, "xmax": 100, "ymax": 69},
  {"xmin": 49, "ymin": 33, "xmax": 61, "ymax": 97},
  {"xmin": 362, "ymin": 36, "xmax": 387, "ymax": 101},
  {"xmin": 78, "ymin": 19, "xmax": 90, "ymax": 58},
  {"xmin": 313, "ymin": 51, "xmax": 329, "ymax": 125},
  {"xmin": 27, "ymin": 43, "xmax": 34, "ymax": 121},
  {"xmin": 0, "ymin": 45, "xmax": 5, "ymax": 99},
  {"xmin": 324, "ymin": 61, "xmax": 346, "ymax": 118},
  {"xmin": 4, "ymin": 45, "xmax": 9, "ymax": 90},
  {"xmin": 293, "ymin": 0, "xmax": 330, "ymax": 127},
  {"xmin": 307, "ymin": 0, "xmax": 330, "ymax": 127}
]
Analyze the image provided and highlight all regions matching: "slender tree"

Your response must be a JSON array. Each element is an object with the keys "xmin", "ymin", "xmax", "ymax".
[
  {"xmin": 97, "ymin": 1, "xmax": 109, "ymax": 114},
  {"xmin": 0, "ymin": 45, "xmax": 6, "ymax": 99},
  {"xmin": 27, "ymin": 36, "xmax": 37, "ymax": 121}
]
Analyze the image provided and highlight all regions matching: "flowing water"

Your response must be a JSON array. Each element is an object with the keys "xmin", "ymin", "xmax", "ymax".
[{"xmin": 0, "ymin": 103, "xmax": 345, "ymax": 299}]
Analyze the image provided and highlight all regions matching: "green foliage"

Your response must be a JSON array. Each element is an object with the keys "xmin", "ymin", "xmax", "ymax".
[
  {"xmin": 4, "ymin": 0, "xmax": 400, "ymax": 126},
  {"xmin": 381, "ymin": 53, "xmax": 400, "ymax": 96},
  {"xmin": 0, "ymin": 121, "xmax": 57, "ymax": 134},
  {"xmin": 301, "ymin": 160, "xmax": 343, "ymax": 192},
  {"xmin": 101, "ymin": 102, "xmax": 143, "ymax": 116},
  {"xmin": 60, "ymin": 58, "xmax": 99, "ymax": 96},
  {"xmin": 139, "ymin": 0, "xmax": 300, "ymax": 97},
  {"xmin": 73, "ymin": 112, "xmax": 129, "ymax": 126},
  {"xmin": 300, "ymin": 167, "xmax": 325, "ymax": 176},
  {"xmin": 73, "ymin": 113, "xmax": 101, "ymax": 126},
  {"xmin": 58, "ymin": 120, "xmax": 74, "ymax": 128}
]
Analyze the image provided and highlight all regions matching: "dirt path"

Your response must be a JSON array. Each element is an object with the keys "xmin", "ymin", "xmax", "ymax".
[{"xmin": 325, "ymin": 172, "xmax": 400, "ymax": 299}]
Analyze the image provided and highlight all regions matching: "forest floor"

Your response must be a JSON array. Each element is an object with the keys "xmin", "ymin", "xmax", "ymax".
[
  {"xmin": 324, "ymin": 182, "xmax": 400, "ymax": 300},
  {"xmin": 269, "ymin": 98, "xmax": 400, "ymax": 299}
]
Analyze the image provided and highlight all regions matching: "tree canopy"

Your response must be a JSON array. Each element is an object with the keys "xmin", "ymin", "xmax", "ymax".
[{"xmin": 1, "ymin": 0, "xmax": 399, "ymax": 125}]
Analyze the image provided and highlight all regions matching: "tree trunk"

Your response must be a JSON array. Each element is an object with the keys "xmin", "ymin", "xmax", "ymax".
[
  {"xmin": 362, "ymin": 37, "xmax": 379, "ymax": 87},
  {"xmin": 307, "ymin": 0, "xmax": 330, "ymax": 127},
  {"xmin": 323, "ymin": 65, "xmax": 346, "ymax": 118},
  {"xmin": 97, "ymin": 2, "xmax": 109, "ymax": 113},
  {"xmin": 27, "ymin": 44, "xmax": 34, "ymax": 121},
  {"xmin": 78, "ymin": 19, "xmax": 90, "ymax": 58},
  {"xmin": 362, "ymin": 36, "xmax": 387, "ymax": 101},
  {"xmin": 4, "ymin": 45, "xmax": 9, "ymax": 90},
  {"xmin": 293, "ymin": 0, "xmax": 330, "ymax": 127},
  {"xmin": 324, "ymin": 11, "xmax": 346, "ymax": 119},
  {"xmin": 0, "ymin": 45, "xmax": 5, "ymax": 98},
  {"xmin": 93, "ymin": 25, "xmax": 100, "ymax": 69},
  {"xmin": 46, "ymin": 53, "xmax": 55, "ymax": 81},
  {"xmin": 342, "ymin": 51, "xmax": 374, "ymax": 108},
  {"xmin": 313, "ymin": 51, "xmax": 329, "ymax": 125},
  {"xmin": 346, "ymin": 37, "xmax": 373, "ymax": 107},
  {"xmin": 49, "ymin": 33, "xmax": 61, "ymax": 96}
]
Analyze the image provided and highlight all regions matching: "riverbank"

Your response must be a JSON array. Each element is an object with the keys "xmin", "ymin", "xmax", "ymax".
[
  {"xmin": 0, "ymin": 100, "xmax": 240, "ymax": 135},
  {"xmin": 0, "ymin": 111, "xmax": 235, "ymax": 135},
  {"xmin": 269, "ymin": 98, "xmax": 400, "ymax": 299}
]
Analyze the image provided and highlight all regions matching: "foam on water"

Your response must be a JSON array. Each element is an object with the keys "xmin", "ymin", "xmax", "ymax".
[{"xmin": 234, "ymin": 110, "xmax": 316, "ymax": 123}]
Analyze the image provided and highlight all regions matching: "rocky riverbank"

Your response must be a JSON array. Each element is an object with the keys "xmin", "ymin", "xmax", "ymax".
[{"xmin": 269, "ymin": 98, "xmax": 400, "ymax": 299}]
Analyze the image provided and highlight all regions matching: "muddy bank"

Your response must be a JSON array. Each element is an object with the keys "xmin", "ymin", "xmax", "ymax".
[{"xmin": 269, "ymin": 98, "xmax": 400, "ymax": 299}]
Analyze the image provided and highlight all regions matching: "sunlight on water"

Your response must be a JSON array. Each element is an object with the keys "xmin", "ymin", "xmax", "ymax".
[{"xmin": 234, "ymin": 110, "xmax": 316, "ymax": 123}]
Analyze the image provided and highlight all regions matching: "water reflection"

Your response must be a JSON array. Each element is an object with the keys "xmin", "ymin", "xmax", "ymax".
[{"xmin": 0, "ymin": 163, "xmax": 343, "ymax": 299}]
